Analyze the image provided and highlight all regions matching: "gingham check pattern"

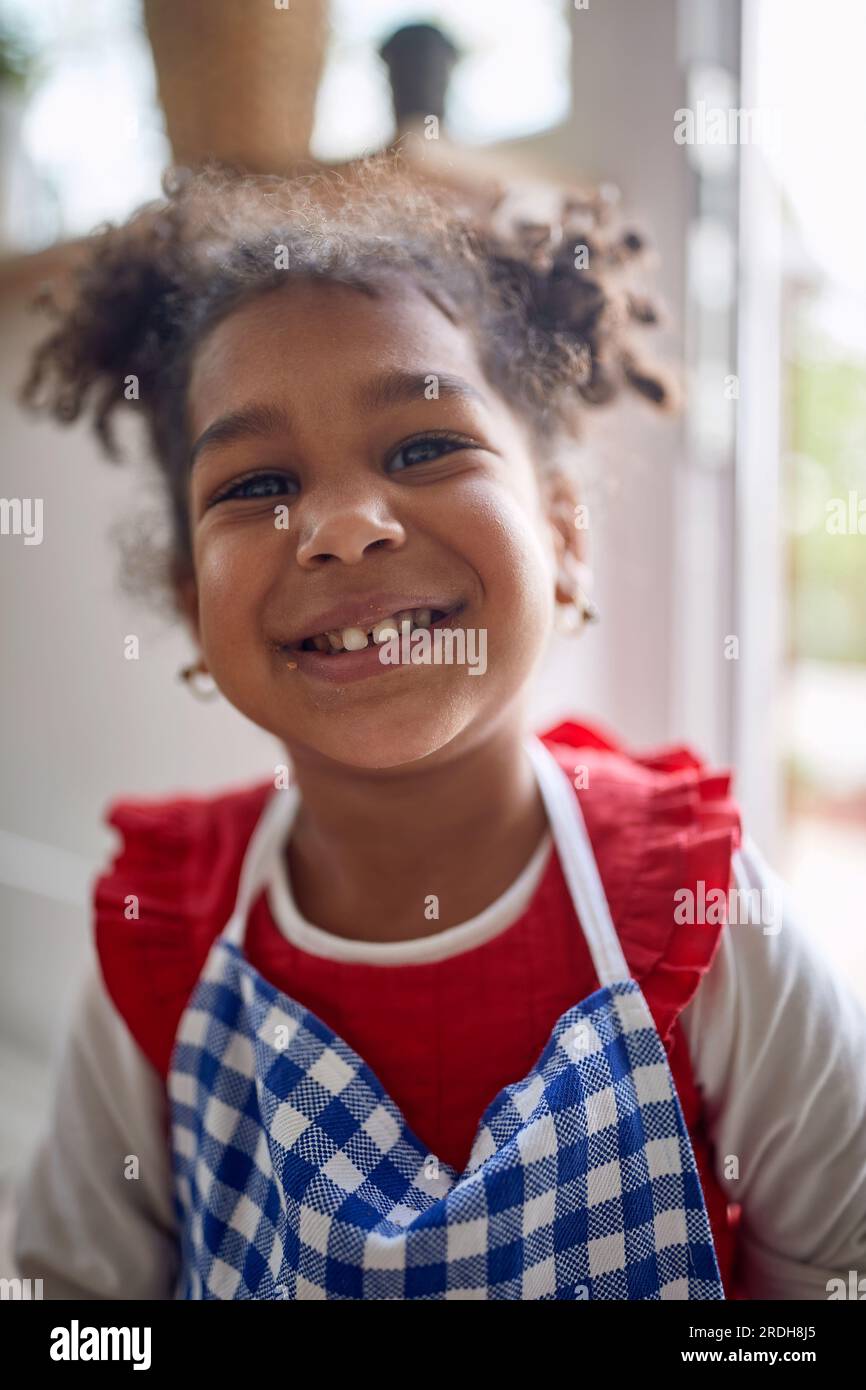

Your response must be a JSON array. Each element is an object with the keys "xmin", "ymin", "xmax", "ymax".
[{"xmin": 168, "ymin": 937, "xmax": 725, "ymax": 1300}]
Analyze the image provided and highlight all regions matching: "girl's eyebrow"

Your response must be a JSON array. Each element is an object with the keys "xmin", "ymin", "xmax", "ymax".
[
  {"xmin": 352, "ymin": 369, "xmax": 487, "ymax": 413},
  {"xmin": 190, "ymin": 403, "xmax": 291, "ymax": 470},
  {"xmin": 190, "ymin": 371, "xmax": 487, "ymax": 469}
]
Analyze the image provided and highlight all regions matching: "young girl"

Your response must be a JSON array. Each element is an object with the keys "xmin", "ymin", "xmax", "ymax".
[{"xmin": 13, "ymin": 162, "xmax": 866, "ymax": 1302}]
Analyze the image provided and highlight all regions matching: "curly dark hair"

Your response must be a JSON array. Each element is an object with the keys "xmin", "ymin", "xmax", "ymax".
[{"xmin": 21, "ymin": 155, "xmax": 673, "ymax": 611}]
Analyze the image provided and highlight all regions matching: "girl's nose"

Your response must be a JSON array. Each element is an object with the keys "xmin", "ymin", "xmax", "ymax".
[{"xmin": 294, "ymin": 497, "xmax": 406, "ymax": 566}]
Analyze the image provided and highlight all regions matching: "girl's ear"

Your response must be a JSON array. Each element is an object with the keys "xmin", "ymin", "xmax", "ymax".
[{"xmin": 543, "ymin": 469, "xmax": 591, "ymax": 605}]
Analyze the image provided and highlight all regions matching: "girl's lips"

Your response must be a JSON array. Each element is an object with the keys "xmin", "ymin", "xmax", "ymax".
[{"xmin": 284, "ymin": 608, "xmax": 463, "ymax": 685}]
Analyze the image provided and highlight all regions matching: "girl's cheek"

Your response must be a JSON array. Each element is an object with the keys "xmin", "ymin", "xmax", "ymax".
[
  {"xmin": 193, "ymin": 527, "xmax": 278, "ymax": 642},
  {"xmin": 453, "ymin": 480, "xmax": 554, "ymax": 604},
  {"xmin": 440, "ymin": 494, "xmax": 554, "ymax": 686}
]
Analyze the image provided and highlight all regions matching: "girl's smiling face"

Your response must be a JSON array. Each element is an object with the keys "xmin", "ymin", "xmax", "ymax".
[{"xmin": 185, "ymin": 276, "xmax": 573, "ymax": 770}]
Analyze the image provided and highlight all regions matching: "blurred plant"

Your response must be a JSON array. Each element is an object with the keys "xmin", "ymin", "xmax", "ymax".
[
  {"xmin": 0, "ymin": 20, "xmax": 37, "ymax": 92},
  {"xmin": 786, "ymin": 329, "xmax": 866, "ymax": 664}
]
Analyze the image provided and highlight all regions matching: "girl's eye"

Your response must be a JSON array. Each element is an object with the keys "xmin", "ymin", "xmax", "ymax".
[
  {"xmin": 209, "ymin": 472, "xmax": 295, "ymax": 505},
  {"xmin": 388, "ymin": 434, "xmax": 472, "ymax": 472}
]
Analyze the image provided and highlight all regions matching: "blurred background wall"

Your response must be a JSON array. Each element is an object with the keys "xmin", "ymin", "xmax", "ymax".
[{"xmin": 1, "ymin": 0, "xmax": 864, "ymax": 1197}]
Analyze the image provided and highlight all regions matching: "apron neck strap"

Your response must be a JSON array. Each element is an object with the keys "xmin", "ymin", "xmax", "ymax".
[
  {"xmin": 523, "ymin": 735, "xmax": 630, "ymax": 988},
  {"xmin": 222, "ymin": 737, "xmax": 630, "ymax": 988},
  {"xmin": 222, "ymin": 783, "xmax": 300, "ymax": 949}
]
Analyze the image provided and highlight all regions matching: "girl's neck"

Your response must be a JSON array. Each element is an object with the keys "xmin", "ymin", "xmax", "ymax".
[{"xmin": 284, "ymin": 709, "xmax": 550, "ymax": 944}]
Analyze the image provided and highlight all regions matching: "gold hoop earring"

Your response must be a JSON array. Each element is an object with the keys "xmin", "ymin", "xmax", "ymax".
[
  {"xmin": 555, "ymin": 587, "xmax": 600, "ymax": 636},
  {"xmin": 577, "ymin": 586, "xmax": 600, "ymax": 626},
  {"xmin": 178, "ymin": 658, "xmax": 219, "ymax": 701}
]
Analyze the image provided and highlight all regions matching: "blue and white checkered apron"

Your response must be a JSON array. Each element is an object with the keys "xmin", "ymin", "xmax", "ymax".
[{"xmin": 168, "ymin": 736, "xmax": 725, "ymax": 1300}]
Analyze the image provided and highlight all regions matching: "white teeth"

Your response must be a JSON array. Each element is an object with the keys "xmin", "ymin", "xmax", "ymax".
[
  {"xmin": 372, "ymin": 619, "xmax": 399, "ymax": 644},
  {"xmin": 304, "ymin": 607, "xmax": 446, "ymax": 653}
]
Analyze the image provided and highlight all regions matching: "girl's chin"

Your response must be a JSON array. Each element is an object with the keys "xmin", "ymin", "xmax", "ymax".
[
  {"xmin": 283, "ymin": 690, "xmax": 482, "ymax": 771},
  {"xmin": 301, "ymin": 717, "xmax": 471, "ymax": 772}
]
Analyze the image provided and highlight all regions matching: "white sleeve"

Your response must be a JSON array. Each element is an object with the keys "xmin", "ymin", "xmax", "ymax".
[
  {"xmin": 679, "ymin": 836, "xmax": 866, "ymax": 1299},
  {"xmin": 13, "ymin": 959, "xmax": 179, "ymax": 1300}
]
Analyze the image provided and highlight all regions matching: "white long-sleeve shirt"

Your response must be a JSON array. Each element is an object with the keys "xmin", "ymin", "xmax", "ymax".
[{"xmin": 12, "ymin": 836, "xmax": 866, "ymax": 1300}]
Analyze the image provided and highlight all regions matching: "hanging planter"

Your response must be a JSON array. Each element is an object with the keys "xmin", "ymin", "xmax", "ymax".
[{"xmin": 143, "ymin": 0, "xmax": 329, "ymax": 174}]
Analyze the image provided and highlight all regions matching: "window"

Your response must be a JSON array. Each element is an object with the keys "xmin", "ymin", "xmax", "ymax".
[
  {"xmin": 311, "ymin": 0, "xmax": 571, "ymax": 160},
  {"xmin": 0, "ymin": 0, "xmax": 167, "ymax": 250}
]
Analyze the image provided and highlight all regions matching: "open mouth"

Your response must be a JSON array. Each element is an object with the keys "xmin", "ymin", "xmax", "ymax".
[{"xmin": 292, "ymin": 606, "xmax": 456, "ymax": 656}]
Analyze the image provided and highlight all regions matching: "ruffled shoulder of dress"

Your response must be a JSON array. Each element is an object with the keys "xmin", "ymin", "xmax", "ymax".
[
  {"xmin": 538, "ymin": 718, "xmax": 742, "ymax": 1043},
  {"xmin": 94, "ymin": 779, "xmax": 274, "ymax": 1075}
]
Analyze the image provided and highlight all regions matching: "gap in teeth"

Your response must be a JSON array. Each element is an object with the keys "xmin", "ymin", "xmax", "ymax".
[{"xmin": 301, "ymin": 608, "xmax": 445, "ymax": 653}]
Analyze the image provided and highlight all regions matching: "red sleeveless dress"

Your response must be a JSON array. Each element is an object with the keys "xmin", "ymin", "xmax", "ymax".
[{"xmin": 94, "ymin": 718, "xmax": 745, "ymax": 1297}]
